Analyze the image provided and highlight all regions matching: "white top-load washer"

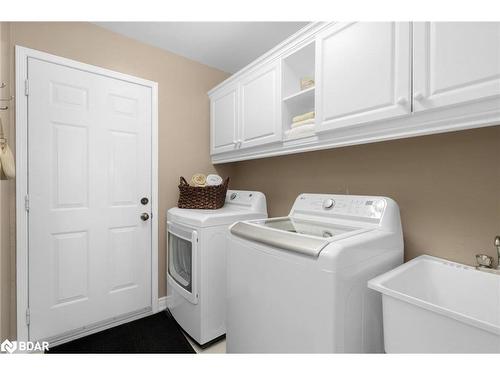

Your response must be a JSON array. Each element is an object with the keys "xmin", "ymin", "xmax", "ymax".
[
  {"xmin": 167, "ymin": 190, "xmax": 267, "ymax": 346},
  {"xmin": 226, "ymin": 193, "xmax": 403, "ymax": 353}
]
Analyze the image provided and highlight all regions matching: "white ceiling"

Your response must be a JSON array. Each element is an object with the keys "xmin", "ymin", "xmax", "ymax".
[{"xmin": 95, "ymin": 22, "xmax": 309, "ymax": 73}]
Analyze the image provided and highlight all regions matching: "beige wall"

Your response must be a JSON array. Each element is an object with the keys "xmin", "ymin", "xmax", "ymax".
[
  {"xmin": 0, "ymin": 21, "xmax": 230, "ymax": 339},
  {"xmin": 225, "ymin": 126, "xmax": 500, "ymax": 266}
]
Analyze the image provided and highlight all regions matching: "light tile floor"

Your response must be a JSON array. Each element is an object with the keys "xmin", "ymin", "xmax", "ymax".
[{"xmin": 183, "ymin": 333, "xmax": 226, "ymax": 354}]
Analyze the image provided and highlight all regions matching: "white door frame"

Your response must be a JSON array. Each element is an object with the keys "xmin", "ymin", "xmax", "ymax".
[{"xmin": 15, "ymin": 46, "xmax": 159, "ymax": 342}]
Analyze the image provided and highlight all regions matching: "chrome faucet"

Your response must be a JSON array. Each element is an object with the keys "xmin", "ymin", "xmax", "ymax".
[
  {"xmin": 476, "ymin": 254, "xmax": 493, "ymax": 269},
  {"xmin": 495, "ymin": 235, "xmax": 500, "ymax": 270},
  {"xmin": 475, "ymin": 236, "xmax": 500, "ymax": 275}
]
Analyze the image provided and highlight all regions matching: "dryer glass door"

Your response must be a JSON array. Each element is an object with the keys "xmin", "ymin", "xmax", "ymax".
[
  {"xmin": 167, "ymin": 222, "xmax": 198, "ymax": 304},
  {"xmin": 169, "ymin": 234, "xmax": 192, "ymax": 291}
]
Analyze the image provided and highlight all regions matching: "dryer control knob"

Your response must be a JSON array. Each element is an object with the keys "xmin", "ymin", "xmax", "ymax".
[{"xmin": 322, "ymin": 198, "xmax": 335, "ymax": 209}]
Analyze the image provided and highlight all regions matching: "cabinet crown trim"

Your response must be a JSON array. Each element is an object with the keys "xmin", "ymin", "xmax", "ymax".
[{"xmin": 208, "ymin": 22, "xmax": 331, "ymax": 96}]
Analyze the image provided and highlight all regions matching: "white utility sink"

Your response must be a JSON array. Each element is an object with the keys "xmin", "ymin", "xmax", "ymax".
[{"xmin": 368, "ymin": 255, "xmax": 500, "ymax": 353}]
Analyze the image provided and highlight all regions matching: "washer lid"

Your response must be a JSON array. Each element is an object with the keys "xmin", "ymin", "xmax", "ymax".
[
  {"xmin": 230, "ymin": 217, "xmax": 363, "ymax": 257},
  {"xmin": 260, "ymin": 217, "xmax": 354, "ymax": 238}
]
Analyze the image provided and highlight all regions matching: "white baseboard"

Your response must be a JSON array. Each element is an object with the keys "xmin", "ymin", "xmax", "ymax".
[
  {"xmin": 48, "ymin": 297, "xmax": 171, "ymax": 348},
  {"xmin": 158, "ymin": 296, "xmax": 171, "ymax": 311},
  {"xmin": 48, "ymin": 309, "xmax": 153, "ymax": 348}
]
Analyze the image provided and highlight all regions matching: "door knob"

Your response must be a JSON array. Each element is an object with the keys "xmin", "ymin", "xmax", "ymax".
[{"xmin": 140, "ymin": 213, "xmax": 150, "ymax": 221}]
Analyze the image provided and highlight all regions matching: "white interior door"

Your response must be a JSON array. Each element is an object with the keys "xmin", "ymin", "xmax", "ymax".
[
  {"xmin": 27, "ymin": 57, "xmax": 152, "ymax": 341},
  {"xmin": 413, "ymin": 22, "xmax": 500, "ymax": 111}
]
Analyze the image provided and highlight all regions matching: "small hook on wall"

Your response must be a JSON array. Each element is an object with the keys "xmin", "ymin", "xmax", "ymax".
[{"xmin": 0, "ymin": 83, "xmax": 12, "ymax": 109}]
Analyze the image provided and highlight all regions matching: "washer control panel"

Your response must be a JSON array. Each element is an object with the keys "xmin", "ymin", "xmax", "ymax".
[
  {"xmin": 293, "ymin": 194, "xmax": 387, "ymax": 220},
  {"xmin": 322, "ymin": 198, "xmax": 335, "ymax": 209}
]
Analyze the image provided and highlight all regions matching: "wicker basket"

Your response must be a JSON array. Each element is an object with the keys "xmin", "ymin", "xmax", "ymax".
[{"xmin": 177, "ymin": 176, "xmax": 229, "ymax": 209}]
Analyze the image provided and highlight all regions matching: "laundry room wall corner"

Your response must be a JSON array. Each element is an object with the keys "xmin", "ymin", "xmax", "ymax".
[{"xmin": 0, "ymin": 21, "xmax": 16, "ymax": 341}]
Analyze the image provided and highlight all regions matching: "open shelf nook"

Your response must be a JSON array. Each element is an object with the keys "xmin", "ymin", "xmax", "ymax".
[{"xmin": 282, "ymin": 41, "xmax": 316, "ymax": 141}]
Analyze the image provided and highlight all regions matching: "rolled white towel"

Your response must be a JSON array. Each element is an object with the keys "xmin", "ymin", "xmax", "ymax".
[{"xmin": 206, "ymin": 174, "xmax": 223, "ymax": 186}]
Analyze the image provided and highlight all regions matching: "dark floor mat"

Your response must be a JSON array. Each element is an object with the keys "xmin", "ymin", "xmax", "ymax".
[{"xmin": 47, "ymin": 311, "xmax": 196, "ymax": 354}]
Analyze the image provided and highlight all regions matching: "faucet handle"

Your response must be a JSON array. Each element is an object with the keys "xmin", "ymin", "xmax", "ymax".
[{"xmin": 476, "ymin": 254, "xmax": 494, "ymax": 269}]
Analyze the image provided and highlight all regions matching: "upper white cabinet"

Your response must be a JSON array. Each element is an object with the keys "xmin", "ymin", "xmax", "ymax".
[
  {"xmin": 210, "ymin": 84, "xmax": 238, "ymax": 154},
  {"xmin": 239, "ymin": 62, "xmax": 282, "ymax": 149},
  {"xmin": 413, "ymin": 22, "xmax": 500, "ymax": 112},
  {"xmin": 316, "ymin": 22, "xmax": 411, "ymax": 132},
  {"xmin": 210, "ymin": 63, "xmax": 281, "ymax": 155},
  {"xmin": 209, "ymin": 22, "xmax": 500, "ymax": 164}
]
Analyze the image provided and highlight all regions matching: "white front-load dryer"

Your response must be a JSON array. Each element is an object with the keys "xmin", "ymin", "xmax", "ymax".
[
  {"xmin": 226, "ymin": 193, "xmax": 403, "ymax": 353},
  {"xmin": 166, "ymin": 190, "xmax": 267, "ymax": 346}
]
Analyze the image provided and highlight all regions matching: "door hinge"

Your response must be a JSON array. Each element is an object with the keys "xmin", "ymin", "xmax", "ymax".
[
  {"xmin": 24, "ymin": 194, "xmax": 30, "ymax": 212},
  {"xmin": 24, "ymin": 79, "xmax": 29, "ymax": 96},
  {"xmin": 25, "ymin": 308, "xmax": 30, "ymax": 326}
]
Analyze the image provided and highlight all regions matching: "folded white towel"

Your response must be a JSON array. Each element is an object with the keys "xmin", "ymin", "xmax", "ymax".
[
  {"xmin": 291, "ymin": 118, "xmax": 315, "ymax": 129},
  {"xmin": 285, "ymin": 124, "xmax": 315, "ymax": 139},
  {"xmin": 292, "ymin": 111, "xmax": 315, "ymax": 123},
  {"xmin": 206, "ymin": 174, "xmax": 223, "ymax": 186},
  {"xmin": 300, "ymin": 77, "xmax": 315, "ymax": 90},
  {"xmin": 301, "ymin": 81, "xmax": 315, "ymax": 90}
]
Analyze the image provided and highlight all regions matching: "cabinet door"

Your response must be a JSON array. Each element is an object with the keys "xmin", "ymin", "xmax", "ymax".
[
  {"xmin": 210, "ymin": 84, "xmax": 238, "ymax": 155},
  {"xmin": 316, "ymin": 22, "xmax": 411, "ymax": 132},
  {"xmin": 239, "ymin": 63, "xmax": 282, "ymax": 149},
  {"xmin": 413, "ymin": 22, "xmax": 500, "ymax": 112}
]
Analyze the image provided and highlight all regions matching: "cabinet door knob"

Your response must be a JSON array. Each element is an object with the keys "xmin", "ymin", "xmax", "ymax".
[
  {"xmin": 396, "ymin": 97, "xmax": 408, "ymax": 106},
  {"xmin": 413, "ymin": 92, "xmax": 425, "ymax": 101}
]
